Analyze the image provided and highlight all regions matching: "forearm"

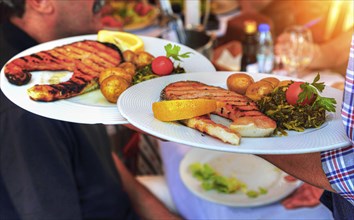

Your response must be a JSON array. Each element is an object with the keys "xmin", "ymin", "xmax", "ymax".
[
  {"xmin": 308, "ymin": 30, "xmax": 352, "ymax": 70},
  {"xmin": 112, "ymin": 153, "xmax": 182, "ymax": 220},
  {"xmin": 258, "ymin": 152, "xmax": 334, "ymax": 192}
]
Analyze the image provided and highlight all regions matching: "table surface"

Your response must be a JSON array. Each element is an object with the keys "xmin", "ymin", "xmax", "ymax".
[{"xmin": 159, "ymin": 141, "xmax": 334, "ymax": 220}]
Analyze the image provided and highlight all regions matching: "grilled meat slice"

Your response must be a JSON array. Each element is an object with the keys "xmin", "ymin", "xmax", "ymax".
[
  {"xmin": 181, "ymin": 115, "xmax": 241, "ymax": 145},
  {"xmin": 4, "ymin": 40, "xmax": 123, "ymax": 101},
  {"xmin": 161, "ymin": 80, "xmax": 276, "ymax": 138}
]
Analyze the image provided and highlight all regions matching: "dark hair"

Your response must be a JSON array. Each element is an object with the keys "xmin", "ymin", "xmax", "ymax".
[{"xmin": 1, "ymin": 0, "xmax": 25, "ymax": 23}]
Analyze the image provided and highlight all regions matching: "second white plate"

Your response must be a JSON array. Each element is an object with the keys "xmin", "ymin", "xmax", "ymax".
[
  {"xmin": 0, "ymin": 34, "xmax": 215, "ymax": 124},
  {"xmin": 118, "ymin": 71, "xmax": 350, "ymax": 154},
  {"xmin": 179, "ymin": 148, "xmax": 302, "ymax": 207}
]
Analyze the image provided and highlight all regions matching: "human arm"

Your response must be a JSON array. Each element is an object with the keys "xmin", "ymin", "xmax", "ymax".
[
  {"xmin": 308, "ymin": 29, "xmax": 353, "ymax": 70},
  {"xmin": 258, "ymin": 153, "xmax": 334, "ymax": 192},
  {"xmin": 275, "ymin": 29, "xmax": 353, "ymax": 71},
  {"xmin": 111, "ymin": 152, "xmax": 182, "ymax": 220}
]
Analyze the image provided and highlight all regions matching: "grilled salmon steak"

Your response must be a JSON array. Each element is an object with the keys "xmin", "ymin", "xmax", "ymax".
[
  {"xmin": 4, "ymin": 40, "xmax": 123, "ymax": 101},
  {"xmin": 161, "ymin": 80, "xmax": 277, "ymax": 144}
]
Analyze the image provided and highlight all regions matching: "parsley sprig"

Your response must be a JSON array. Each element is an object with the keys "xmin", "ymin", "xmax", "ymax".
[
  {"xmin": 164, "ymin": 44, "xmax": 192, "ymax": 61},
  {"xmin": 298, "ymin": 73, "xmax": 337, "ymax": 112}
]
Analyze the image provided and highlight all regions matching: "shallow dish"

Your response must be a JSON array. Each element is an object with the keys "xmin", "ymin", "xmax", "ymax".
[
  {"xmin": 118, "ymin": 71, "xmax": 350, "ymax": 154},
  {"xmin": 179, "ymin": 148, "xmax": 302, "ymax": 207},
  {"xmin": 0, "ymin": 34, "xmax": 215, "ymax": 124}
]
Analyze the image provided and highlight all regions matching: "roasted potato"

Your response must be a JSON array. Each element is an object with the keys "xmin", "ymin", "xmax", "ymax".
[
  {"xmin": 260, "ymin": 77, "xmax": 279, "ymax": 88},
  {"xmin": 99, "ymin": 67, "xmax": 132, "ymax": 85},
  {"xmin": 100, "ymin": 75, "xmax": 130, "ymax": 103},
  {"xmin": 245, "ymin": 81, "xmax": 274, "ymax": 101},
  {"xmin": 123, "ymin": 50, "xmax": 136, "ymax": 63},
  {"xmin": 227, "ymin": 73, "xmax": 255, "ymax": 95},
  {"xmin": 118, "ymin": 62, "xmax": 136, "ymax": 77},
  {"xmin": 134, "ymin": 51, "xmax": 155, "ymax": 67},
  {"xmin": 277, "ymin": 80, "xmax": 292, "ymax": 88}
]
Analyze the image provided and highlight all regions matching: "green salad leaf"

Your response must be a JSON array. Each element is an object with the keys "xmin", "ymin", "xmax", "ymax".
[{"xmin": 188, "ymin": 162, "xmax": 267, "ymax": 197}]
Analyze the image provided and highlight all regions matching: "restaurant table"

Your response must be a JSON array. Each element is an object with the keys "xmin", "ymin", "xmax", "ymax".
[{"xmin": 159, "ymin": 141, "xmax": 334, "ymax": 220}]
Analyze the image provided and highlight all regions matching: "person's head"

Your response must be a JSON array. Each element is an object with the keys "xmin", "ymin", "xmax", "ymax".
[{"xmin": 1, "ymin": 0, "xmax": 106, "ymax": 42}]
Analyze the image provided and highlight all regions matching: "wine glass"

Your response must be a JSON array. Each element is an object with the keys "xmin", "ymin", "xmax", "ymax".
[{"xmin": 277, "ymin": 26, "xmax": 314, "ymax": 77}]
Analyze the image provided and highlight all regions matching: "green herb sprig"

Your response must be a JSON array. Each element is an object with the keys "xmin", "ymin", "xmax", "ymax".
[
  {"xmin": 164, "ymin": 44, "xmax": 192, "ymax": 61},
  {"xmin": 298, "ymin": 73, "xmax": 337, "ymax": 112}
]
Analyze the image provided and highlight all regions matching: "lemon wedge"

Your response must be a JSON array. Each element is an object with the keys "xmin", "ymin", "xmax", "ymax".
[
  {"xmin": 152, "ymin": 99, "xmax": 217, "ymax": 122},
  {"xmin": 97, "ymin": 30, "xmax": 144, "ymax": 52}
]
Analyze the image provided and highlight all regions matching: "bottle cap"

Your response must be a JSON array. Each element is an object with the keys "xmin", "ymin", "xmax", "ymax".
[
  {"xmin": 244, "ymin": 20, "xmax": 257, "ymax": 34},
  {"xmin": 258, "ymin": 23, "xmax": 270, "ymax": 32}
]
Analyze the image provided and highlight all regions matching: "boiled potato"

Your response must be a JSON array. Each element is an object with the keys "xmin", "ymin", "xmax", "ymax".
[
  {"xmin": 227, "ymin": 73, "xmax": 255, "ymax": 95},
  {"xmin": 134, "ymin": 51, "xmax": 155, "ymax": 67},
  {"xmin": 277, "ymin": 80, "xmax": 292, "ymax": 88},
  {"xmin": 119, "ymin": 62, "xmax": 136, "ymax": 77},
  {"xmin": 100, "ymin": 75, "xmax": 130, "ymax": 103},
  {"xmin": 260, "ymin": 77, "xmax": 279, "ymax": 88},
  {"xmin": 245, "ymin": 81, "xmax": 274, "ymax": 101},
  {"xmin": 99, "ymin": 67, "xmax": 132, "ymax": 85}
]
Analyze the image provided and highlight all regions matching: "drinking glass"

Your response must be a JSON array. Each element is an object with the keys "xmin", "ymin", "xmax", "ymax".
[{"xmin": 278, "ymin": 26, "xmax": 314, "ymax": 77}]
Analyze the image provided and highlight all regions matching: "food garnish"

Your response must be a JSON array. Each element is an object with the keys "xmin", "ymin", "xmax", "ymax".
[
  {"xmin": 97, "ymin": 30, "xmax": 144, "ymax": 52},
  {"xmin": 189, "ymin": 162, "xmax": 268, "ymax": 198},
  {"xmin": 151, "ymin": 56, "xmax": 174, "ymax": 76},
  {"xmin": 297, "ymin": 74, "xmax": 336, "ymax": 112},
  {"xmin": 164, "ymin": 44, "xmax": 192, "ymax": 61},
  {"xmin": 133, "ymin": 44, "xmax": 190, "ymax": 84},
  {"xmin": 152, "ymin": 99, "xmax": 217, "ymax": 122}
]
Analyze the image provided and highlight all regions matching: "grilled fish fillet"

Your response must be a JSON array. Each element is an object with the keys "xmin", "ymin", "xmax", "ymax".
[
  {"xmin": 181, "ymin": 115, "xmax": 241, "ymax": 145},
  {"xmin": 161, "ymin": 81, "xmax": 276, "ymax": 142},
  {"xmin": 4, "ymin": 40, "xmax": 123, "ymax": 101}
]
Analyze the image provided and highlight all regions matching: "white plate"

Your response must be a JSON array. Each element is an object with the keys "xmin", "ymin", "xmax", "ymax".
[
  {"xmin": 0, "ymin": 34, "xmax": 215, "ymax": 124},
  {"xmin": 118, "ymin": 71, "xmax": 350, "ymax": 154},
  {"xmin": 180, "ymin": 148, "xmax": 302, "ymax": 207}
]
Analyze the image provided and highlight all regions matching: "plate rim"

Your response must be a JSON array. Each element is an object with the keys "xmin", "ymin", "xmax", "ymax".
[{"xmin": 179, "ymin": 148, "xmax": 302, "ymax": 207}]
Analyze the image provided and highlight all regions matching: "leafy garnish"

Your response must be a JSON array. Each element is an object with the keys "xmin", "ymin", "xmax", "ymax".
[
  {"xmin": 164, "ymin": 43, "xmax": 192, "ymax": 61},
  {"xmin": 298, "ymin": 73, "xmax": 336, "ymax": 112}
]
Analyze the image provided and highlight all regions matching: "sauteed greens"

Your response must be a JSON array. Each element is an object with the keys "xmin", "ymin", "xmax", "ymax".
[
  {"xmin": 132, "ymin": 64, "xmax": 185, "ymax": 84},
  {"xmin": 257, "ymin": 74, "xmax": 336, "ymax": 135}
]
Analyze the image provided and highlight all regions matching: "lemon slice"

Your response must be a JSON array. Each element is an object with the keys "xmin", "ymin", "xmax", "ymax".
[
  {"xmin": 152, "ymin": 99, "xmax": 217, "ymax": 122},
  {"xmin": 97, "ymin": 30, "xmax": 144, "ymax": 52}
]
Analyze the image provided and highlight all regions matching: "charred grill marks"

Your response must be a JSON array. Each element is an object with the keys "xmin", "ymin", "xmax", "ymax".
[{"xmin": 5, "ymin": 40, "xmax": 122, "ymax": 101}]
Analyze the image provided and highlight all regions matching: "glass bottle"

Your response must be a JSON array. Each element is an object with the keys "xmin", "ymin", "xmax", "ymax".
[
  {"xmin": 240, "ymin": 20, "xmax": 258, "ymax": 72},
  {"xmin": 257, "ymin": 23, "xmax": 274, "ymax": 73}
]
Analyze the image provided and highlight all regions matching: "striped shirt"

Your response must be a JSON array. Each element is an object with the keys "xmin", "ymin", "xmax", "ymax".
[{"xmin": 321, "ymin": 34, "xmax": 354, "ymax": 205}]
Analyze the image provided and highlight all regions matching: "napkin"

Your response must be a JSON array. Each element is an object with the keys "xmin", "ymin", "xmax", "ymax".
[{"xmin": 212, "ymin": 40, "xmax": 241, "ymax": 71}]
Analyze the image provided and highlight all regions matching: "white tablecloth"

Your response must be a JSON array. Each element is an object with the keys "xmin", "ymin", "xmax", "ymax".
[{"xmin": 159, "ymin": 141, "xmax": 334, "ymax": 220}]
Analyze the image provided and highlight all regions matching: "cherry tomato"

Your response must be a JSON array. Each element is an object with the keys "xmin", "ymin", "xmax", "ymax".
[
  {"xmin": 151, "ymin": 56, "xmax": 174, "ymax": 76},
  {"xmin": 285, "ymin": 81, "xmax": 315, "ymax": 106}
]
